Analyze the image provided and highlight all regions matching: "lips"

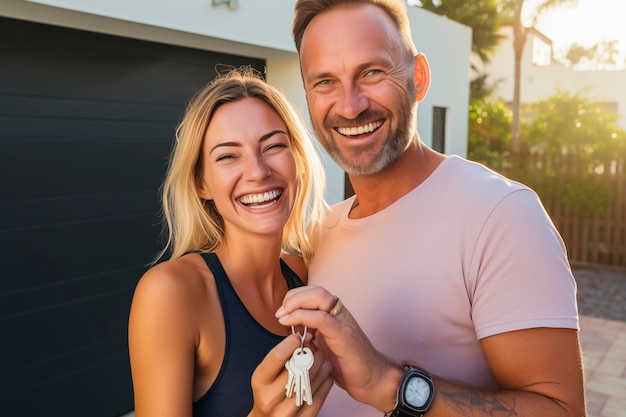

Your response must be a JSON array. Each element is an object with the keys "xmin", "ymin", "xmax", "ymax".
[
  {"xmin": 238, "ymin": 188, "xmax": 283, "ymax": 207},
  {"xmin": 336, "ymin": 120, "xmax": 383, "ymax": 136}
]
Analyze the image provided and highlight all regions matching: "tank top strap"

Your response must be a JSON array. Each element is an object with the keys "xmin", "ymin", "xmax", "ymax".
[
  {"xmin": 280, "ymin": 258, "xmax": 305, "ymax": 289},
  {"xmin": 200, "ymin": 252, "xmax": 230, "ymax": 299}
]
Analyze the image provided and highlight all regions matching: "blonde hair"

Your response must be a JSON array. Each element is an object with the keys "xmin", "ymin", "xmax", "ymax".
[
  {"xmin": 155, "ymin": 66, "xmax": 327, "ymax": 264},
  {"xmin": 292, "ymin": 0, "xmax": 417, "ymax": 58}
]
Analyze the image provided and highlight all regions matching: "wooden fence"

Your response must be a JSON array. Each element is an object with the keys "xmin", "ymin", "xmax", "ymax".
[{"xmin": 490, "ymin": 153, "xmax": 625, "ymax": 270}]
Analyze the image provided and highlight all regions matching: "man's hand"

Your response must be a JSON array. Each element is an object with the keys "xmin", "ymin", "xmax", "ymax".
[{"xmin": 276, "ymin": 285, "xmax": 403, "ymax": 412}]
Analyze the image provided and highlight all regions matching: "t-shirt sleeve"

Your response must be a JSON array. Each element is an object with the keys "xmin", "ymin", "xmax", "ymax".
[{"xmin": 470, "ymin": 188, "xmax": 579, "ymax": 340}]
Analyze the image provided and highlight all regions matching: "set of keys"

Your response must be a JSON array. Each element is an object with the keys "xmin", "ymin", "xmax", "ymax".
[{"xmin": 285, "ymin": 326, "xmax": 314, "ymax": 406}]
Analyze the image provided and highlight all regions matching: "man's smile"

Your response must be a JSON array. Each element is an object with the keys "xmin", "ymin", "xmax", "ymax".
[{"xmin": 336, "ymin": 120, "xmax": 383, "ymax": 136}]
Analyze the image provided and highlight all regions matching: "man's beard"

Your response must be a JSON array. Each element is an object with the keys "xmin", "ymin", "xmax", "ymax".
[{"xmin": 312, "ymin": 100, "xmax": 417, "ymax": 176}]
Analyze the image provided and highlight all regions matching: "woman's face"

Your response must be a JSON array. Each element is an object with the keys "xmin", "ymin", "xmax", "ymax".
[{"xmin": 197, "ymin": 97, "xmax": 298, "ymax": 239}]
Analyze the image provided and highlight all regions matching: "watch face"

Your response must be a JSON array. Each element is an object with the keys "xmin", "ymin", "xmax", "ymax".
[{"xmin": 405, "ymin": 376, "xmax": 431, "ymax": 408}]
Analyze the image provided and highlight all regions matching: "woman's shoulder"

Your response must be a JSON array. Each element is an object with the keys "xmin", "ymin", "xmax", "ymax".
[
  {"xmin": 134, "ymin": 253, "xmax": 214, "ymax": 307},
  {"xmin": 128, "ymin": 254, "xmax": 219, "ymax": 373}
]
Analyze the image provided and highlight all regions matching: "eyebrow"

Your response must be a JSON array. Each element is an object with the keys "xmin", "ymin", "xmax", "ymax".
[{"xmin": 209, "ymin": 129, "xmax": 288, "ymax": 155}]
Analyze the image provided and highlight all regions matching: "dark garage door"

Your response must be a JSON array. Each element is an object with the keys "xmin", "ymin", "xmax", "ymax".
[{"xmin": 0, "ymin": 17, "xmax": 264, "ymax": 416}]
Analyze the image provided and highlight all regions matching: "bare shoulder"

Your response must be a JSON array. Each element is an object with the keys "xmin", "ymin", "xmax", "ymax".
[
  {"xmin": 131, "ymin": 253, "xmax": 213, "ymax": 315},
  {"xmin": 280, "ymin": 252, "xmax": 308, "ymax": 283},
  {"xmin": 138, "ymin": 253, "xmax": 209, "ymax": 289}
]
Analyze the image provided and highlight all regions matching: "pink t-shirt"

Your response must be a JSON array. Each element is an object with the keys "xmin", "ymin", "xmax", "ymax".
[{"xmin": 308, "ymin": 155, "xmax": 578, "ymax": 417}]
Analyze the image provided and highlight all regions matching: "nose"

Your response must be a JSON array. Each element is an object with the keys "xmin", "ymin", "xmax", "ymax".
[
  {"xmin": 243, "ymin": 154, "xmax": 272, "ymax": 181},
  {"xmin": 336, "ymin": 83, "xmax": 368, "ymax": 119}
]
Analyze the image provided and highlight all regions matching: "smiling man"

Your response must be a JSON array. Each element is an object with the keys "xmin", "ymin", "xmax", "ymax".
[{"xmin": 275, "ymin": 1, "xmax": 587, "ymax": 417}]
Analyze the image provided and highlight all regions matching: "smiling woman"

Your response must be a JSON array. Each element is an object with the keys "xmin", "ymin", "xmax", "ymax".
[{"xmin": 127, "ymin": 66, "xmax": 332, "ymax": 417}]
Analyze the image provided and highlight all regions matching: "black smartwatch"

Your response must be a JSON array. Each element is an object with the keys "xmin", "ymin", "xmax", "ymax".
[{"xmin": 385, "ymin": 366, "xmax": 435, "ymax": 417}]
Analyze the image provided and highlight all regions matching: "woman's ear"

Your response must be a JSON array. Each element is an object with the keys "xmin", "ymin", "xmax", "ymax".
[
  {"xmin": 413, "ymin": 53, "xmax": 431, "ymax": 102},
  {"xmin": 197, "ymin": 180, "xmax": 212, "ymax": 201}
]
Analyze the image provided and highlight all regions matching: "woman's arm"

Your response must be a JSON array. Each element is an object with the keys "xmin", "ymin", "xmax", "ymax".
[{"xmin": 128, "ymin": 263, "xmax": 199, "ymax": 417}]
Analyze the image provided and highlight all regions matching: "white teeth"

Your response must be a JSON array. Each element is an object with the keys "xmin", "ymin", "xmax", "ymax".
[
  {"xmin": 337, "ymin": 121, "xmax": 383, "ymax": 136},
  {"xmin": 239, "ymin": 189, "xmax": 282, "ymax": 205}
]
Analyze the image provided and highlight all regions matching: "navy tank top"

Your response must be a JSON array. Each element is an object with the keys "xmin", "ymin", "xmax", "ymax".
[{"xmin": 192, "ymin": 252, "xmax": 304, "ymax": 416}]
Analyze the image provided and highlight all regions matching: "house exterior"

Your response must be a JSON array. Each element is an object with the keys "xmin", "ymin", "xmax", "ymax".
[
  {"xmin": 0, "ymin": 1, "xmax": 471, "ymax": 415},
  {"xmin": 478, "ymin": 26, "xmax": 626, "ymax": 129}
]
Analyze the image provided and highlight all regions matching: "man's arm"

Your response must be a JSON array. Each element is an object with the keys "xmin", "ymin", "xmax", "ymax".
[
  {"xmin": 277, "ymin": 286, "xmax": 586, "ymax": 417},
  {"xmin": 426, "ymin": 327, "xmax": 585, "ymax": 416}
]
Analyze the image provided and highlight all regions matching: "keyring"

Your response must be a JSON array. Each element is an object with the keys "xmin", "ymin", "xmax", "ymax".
[{"xmin": 291, "ymin": 325, "xmax": 307, "ymax": 352}]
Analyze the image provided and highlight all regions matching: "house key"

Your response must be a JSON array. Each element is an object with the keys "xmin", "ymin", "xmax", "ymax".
[
  {"xmin": 293, "ymin": 346, "xmax": 313, "ymax": 406},
  {"xmin": 285, "ymin": 326, "xmax": 314, "ymax": 406}
]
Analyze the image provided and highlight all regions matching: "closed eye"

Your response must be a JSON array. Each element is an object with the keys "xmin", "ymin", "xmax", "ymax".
[
  {"xmin": 261, "ymin": 130, "xmax": 290, "ymax": 153},
  {"xmin": 215, "ymin": 153, "xmax": 236, "ymax": 162},
  {"xmin": 265, "ymin": 142, "xmax": 288, "ymax": 152}
]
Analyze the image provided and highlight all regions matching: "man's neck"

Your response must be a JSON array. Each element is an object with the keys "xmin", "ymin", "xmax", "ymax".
[{"xmin": 348, "ymin": 144, "xmax": 445, "ymax": 219}]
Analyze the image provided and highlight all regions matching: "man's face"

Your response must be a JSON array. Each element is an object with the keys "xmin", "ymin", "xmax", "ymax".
[{"xmin": 299, "ymin": 4, "xmax": 417, "ymax": 176}]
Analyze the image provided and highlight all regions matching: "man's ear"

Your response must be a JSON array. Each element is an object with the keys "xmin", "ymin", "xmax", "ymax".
[{"xmin": 413, "ymin": 53, "xmax": 431, "ymax": 102}]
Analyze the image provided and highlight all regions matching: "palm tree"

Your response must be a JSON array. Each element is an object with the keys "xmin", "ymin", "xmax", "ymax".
[{"xmin": 500, "ymin": 0, "xmax": 578, "ymax": 153}]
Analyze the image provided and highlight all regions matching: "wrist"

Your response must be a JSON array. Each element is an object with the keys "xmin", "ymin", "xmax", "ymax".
[
  {"xmin": 384, "ymin": 364, "xmax": 436, "ymax": 417},
  {"xmin": 378, "ymin": 363, "xmax": 405, "ymax": 413}
]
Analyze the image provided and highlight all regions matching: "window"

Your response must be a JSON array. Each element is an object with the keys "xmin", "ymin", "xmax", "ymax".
[{"xmin": 432, "ymin": 106, "xmax": 447, "ymax": 153}]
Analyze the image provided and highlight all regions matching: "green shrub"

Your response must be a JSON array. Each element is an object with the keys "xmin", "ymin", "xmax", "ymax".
[{"xmin": 467, "ymin": 91, "xmax": 625, "ymax": 217}]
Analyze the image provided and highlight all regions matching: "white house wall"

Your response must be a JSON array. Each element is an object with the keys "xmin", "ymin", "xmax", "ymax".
[
  {"xmin": 408, "ymin": 6, "xmax": 471, "ymax": 158},
  {"xmin": 3, "ymin": 0, "xmax": 471, "ymax": 204}
]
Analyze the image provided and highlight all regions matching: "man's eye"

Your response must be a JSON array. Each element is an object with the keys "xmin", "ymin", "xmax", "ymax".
[{"xmin": 315, "ymin": 79, "xmax": 333, "ymax": 88}]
